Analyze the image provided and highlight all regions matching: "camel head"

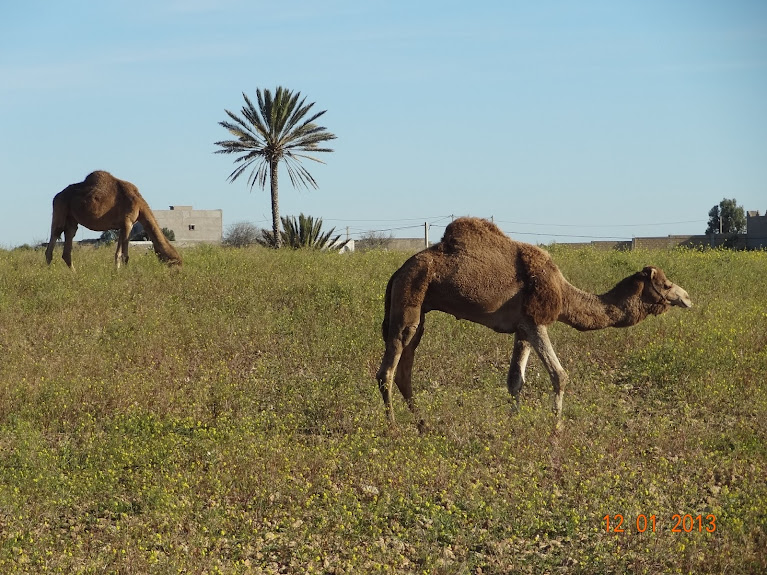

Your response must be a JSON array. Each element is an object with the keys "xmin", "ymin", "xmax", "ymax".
[{"xmin": 639, "ymin": 266, "xmax": 692, "ymax": 312}]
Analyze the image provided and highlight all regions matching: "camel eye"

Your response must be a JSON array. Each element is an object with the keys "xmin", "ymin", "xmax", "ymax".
[{"xmin": 664, "ymin": 282, "xmax": 672, "ymax": 289}]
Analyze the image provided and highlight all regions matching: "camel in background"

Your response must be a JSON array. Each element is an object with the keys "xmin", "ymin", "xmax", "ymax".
[
  {"xmin": 45, "ymin": 171, "xmax": 182, "ymax": 269},
  {"xmin": 376, "ymin": 217, "xmax": 692, "ymax": 428}
]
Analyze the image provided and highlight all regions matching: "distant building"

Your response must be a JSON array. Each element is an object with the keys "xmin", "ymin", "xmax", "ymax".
[
  {"xmin": 153, "ymin": 206, "xmax": 223, "ymax": 245},
  {"xmin": 560, "ymin": 208, "xmax": 767, "ymax": 251},
  {"xmin": 746, "ymin": 210, "xmax": 767, "ymax": 249}
]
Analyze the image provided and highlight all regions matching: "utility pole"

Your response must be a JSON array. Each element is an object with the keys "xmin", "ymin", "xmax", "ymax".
[
  {"xmin": 719, "ymin": 213, "xmax": 723, "ymax": 248},
  {"xmin": 424, "ymin": 222, "xmax": 429, "ymax": 248}
]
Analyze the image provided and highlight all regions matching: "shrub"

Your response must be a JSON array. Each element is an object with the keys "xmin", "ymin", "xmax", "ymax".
[
  {"xmin": 359, "ymin": 229, "xmax": 394, "ymax": 250},
  {"xmin": 223, "ymin": 221, "xmax": 261, "ymax": 247}
]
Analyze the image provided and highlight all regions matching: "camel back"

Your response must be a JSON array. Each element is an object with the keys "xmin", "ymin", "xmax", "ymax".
[
  {"xmin": 440, "ymin": 218, "xmax": 510, "ymax": 254},
  {"xmin": 85, "ymin": 171, "xmax": 181, "ymax": 265},
  {"xmin": 439, "ymin": 218, "xmax": 563, "ymax": 325}
]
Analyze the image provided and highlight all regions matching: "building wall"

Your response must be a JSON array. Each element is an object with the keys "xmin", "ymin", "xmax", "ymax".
[
  {"xmin": 747, "ymin": 211, "xmax": 767, "ymax": 249},
  {"xmin": 153, "ymin": 206, "xmax": 223, "ymax": 244},
  {"xmin": 631, "ymin": 234, "xmax": 748, "ymax": 250},
  {"xmin": 356, "ymin": 238, "xmax": 429, "ymax": 252},
  {"xmin": 590, "ymin": 240, "xmax": 632, "ymax": 251}
]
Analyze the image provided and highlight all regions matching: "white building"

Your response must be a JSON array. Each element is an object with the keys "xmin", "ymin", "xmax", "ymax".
[{"xmin": 153, "ymin": 206, "xmax": 223, "ymax": 245}]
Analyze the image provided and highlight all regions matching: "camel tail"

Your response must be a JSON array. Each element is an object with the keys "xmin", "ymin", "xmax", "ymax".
[
  {"xmin": 137, "ymin": 207, "xmax": 182, "ymax": 266},
  {"xmin": 381, "ymin": 272, "xmax": 395, "ymax": 342}
]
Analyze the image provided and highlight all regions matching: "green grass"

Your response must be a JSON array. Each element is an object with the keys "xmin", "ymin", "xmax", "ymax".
[{"xmin": 0, "ymin": 243, "xmax": 765, "ymax": 574}]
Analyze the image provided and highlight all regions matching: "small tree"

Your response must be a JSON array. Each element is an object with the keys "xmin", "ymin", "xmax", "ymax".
[
  {"xmin": 130, "ymin": 223, "xmax": 149, "ymax": 241},
  {"xmin": 101, "ymin": 226, "xmax": 175, "ymax": 243},
  {"xmin": 360, "ymin": 229, "xmax": 394, "ymax": 250},
  {"xmin": 99, "ymin": 230, "xmax": 118, "ymax": 245},
  {"xmin": 706, "ymin": 198, "xmax": 746, "ymax": 235},
  {"xmin": 223, "ymin": 221, "xmax": 261, "ymax": 247}
]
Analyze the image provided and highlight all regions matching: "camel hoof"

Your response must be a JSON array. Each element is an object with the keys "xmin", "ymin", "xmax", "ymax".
[
  {"xmin": 416, "ymin": 419, "xmax": 428, "ymax": 434},
  {"xmin": 385, "ymin": 422, "xmax": 402, "ymax": 438}
]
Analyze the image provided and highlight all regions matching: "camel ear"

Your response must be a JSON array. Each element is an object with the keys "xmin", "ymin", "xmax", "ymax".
[{"xmin": 642, "ymin": 266, "xmax": 657, "ymax": 280}]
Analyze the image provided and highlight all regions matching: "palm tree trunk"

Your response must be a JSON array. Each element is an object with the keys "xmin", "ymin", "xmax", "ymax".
[{"xmin": 270, "ymin": 158, "xmax": 281, "ymax": 248}]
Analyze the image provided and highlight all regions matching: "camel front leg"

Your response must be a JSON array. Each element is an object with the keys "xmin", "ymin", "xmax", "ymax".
[
  {"xmin": 524, "ymin": 324, "xmax": 568, "ymax": 419},
  {"xmin": 507, "ymin": 332, "xmax": 532, "ymax": 412},
  {"xmin": 115, "ymin": 224, "xmax": 131, "ymax": 268},
  {"xmin": 62, "ymin": 220, "xmax": 78, "ymax": 270}
]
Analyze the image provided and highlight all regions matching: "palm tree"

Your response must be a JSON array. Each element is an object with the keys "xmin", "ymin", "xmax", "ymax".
[{"xmin": 215, "ymin": 87, "xmax": 337, "ymax": 248}]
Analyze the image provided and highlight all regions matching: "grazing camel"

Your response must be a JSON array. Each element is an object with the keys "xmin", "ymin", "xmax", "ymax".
[
  {"xmin": 376, "ymin": 217, "xmax": 692, "ymax": 427},
  {"xmin": 45, "ymin": 171, "xmax": 182, "ymax": 269}
]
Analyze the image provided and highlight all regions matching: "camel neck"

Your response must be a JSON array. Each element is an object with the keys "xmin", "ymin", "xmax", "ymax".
[
  {"xmin": 557, "ymin": 280, "xmax": 645, "ymax": 331},
  {"xmin": 137, "ymin": 210, "xmax": 181, "ymax": 263}
]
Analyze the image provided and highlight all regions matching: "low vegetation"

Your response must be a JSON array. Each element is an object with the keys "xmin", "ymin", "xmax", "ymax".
[{"xmin": 0, "ymin": 244, "xmax": 765, "ymax": 573}]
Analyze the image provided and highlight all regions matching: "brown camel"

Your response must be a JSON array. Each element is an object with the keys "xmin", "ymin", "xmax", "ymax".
[
  {"xmin": 45, "ymin": 171, "xmax": 182, "ymax": 269},
  {"xmin": 376, "ymin": 217, "xmax": 692, "ymax": 427}
]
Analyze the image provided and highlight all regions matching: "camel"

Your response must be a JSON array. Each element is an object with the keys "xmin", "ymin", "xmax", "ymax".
[
  {"xmin": 376, "ymin": 217, "xmax": 692, "ymax": 428},
  {"xmin": 45, "ymin": 171, "xmax": 182, "ymax": 269}
]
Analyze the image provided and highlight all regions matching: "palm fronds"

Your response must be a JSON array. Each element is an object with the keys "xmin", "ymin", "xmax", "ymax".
[
  {"xmin": 214, "ymin": 87, "xmax": 336, "ymax": 191},
  {"xmin": 257, "ymin": 214, "xmax": 349, "ymax": 251}
]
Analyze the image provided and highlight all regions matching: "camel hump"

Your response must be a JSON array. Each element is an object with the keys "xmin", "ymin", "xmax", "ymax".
[
  {"xmin": 84, "ymin": 170, "xmax": 138, "ymax": 190},
  {"xmin": 84, "ymin": 170, "xmax": 115, "ymax": 184},
  {"xmin": 440, "ymin": 217, "xmax": 510, "ymax": 253}
]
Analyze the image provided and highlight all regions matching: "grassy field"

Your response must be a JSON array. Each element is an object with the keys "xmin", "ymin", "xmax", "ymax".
[{"xmin": 0, "ymin": 243, "xmax": 765, "ymax": 574}]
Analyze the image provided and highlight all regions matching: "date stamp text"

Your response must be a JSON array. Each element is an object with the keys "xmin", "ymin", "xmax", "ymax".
[{"xmin": 603, "ymin": 514, "xmax": 717, "ymax": 533}]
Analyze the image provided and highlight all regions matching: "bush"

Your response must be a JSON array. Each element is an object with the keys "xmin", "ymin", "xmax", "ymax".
[
  {"xmin": 130, "ymin": 223, "xmax": 176, "ymax": 242},
  {"xmin": 99, "ymin": 229, "xmax": 118, "ymax": 245},
  {"xmin": 101, "ymin": 225, "xmax": 176, "ymax": 243},
  {"xmin": 359, "ymin": 229, "xmax": 394, "ymax": 250},
  {"xmin": 223, "ymin": 221, "xmax": 261, "ymax": 247}
]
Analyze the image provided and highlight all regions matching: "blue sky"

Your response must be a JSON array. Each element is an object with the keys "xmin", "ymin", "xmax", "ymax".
[{"xmin": 1, "ymin": 0, "xmax": 765, "ymax": 247}]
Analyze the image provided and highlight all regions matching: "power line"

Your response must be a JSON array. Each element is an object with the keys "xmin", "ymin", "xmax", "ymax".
[
  {"xmin": 232, "ymin": 214, "xmax": 709, "ymax": 242},
  {"xmin": 492, "ymin": 218, "xmax": 706, "ymax": 229},
  {"xmin": 323, "ymin": 215, "xmax": 453, "ymax": 223},
  {"xmin": 426, "ymin": 222, "xmax": 632, "ymax": 241},
  {"xmin": 501, "ymin": 230, "xmax": 633, "ymax": 240}
]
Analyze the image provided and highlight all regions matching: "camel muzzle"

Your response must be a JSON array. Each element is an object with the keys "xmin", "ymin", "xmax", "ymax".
[{"xmin": 669, "ymin": 284, "xmax": 693, "ymax": 308}]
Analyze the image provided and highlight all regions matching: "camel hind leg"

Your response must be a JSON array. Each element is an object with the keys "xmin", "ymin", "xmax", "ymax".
[
  {"xmin": 393, "ymin": 314, "xmax": 426, "ymax": 429},
  {"xmin": 45, "ymin": 224, "xmax": 63, "ymax": 265},
  {"xmin": 376, "ymin": 305, "xmax": 424, "ymax": 427}
]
